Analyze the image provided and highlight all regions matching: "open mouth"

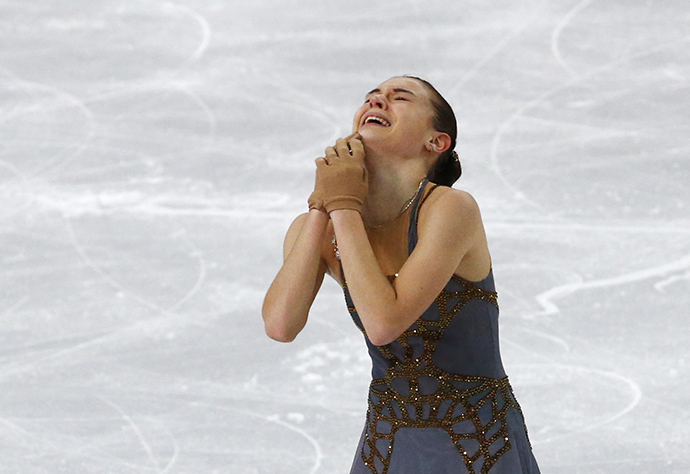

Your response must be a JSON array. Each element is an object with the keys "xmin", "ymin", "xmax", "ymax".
[{"xmin": 362, "ymin": 115, "xmax": 391, "ymax": 127}]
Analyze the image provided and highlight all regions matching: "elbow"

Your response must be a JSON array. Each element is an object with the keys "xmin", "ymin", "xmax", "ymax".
[
  {"xmin": 263, "ymin": 318, "xmax": 298, "ymax": 343},
  {"xmin": 367, "ymin": 332, "xmax": 399, "ymax": 347},
  {"xmin": 359, "ymin": 307, "xmax": 414, "ymax": 346},
  {"xmin": 265, "ymin": 327, "xmax": 297, "ymax": 343},
  {"xmin": 261, "ymin": 305, "xmax": 302, "ymax": 343},
  {"xmin": 363, "ymin": 320, "xmax": 402, "ymax": 347}
]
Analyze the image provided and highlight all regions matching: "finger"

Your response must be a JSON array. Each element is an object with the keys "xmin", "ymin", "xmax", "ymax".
[
  {"xmin": 325, "ymin": 146, "xmax": 339, "ymax": 162},
  {"xmin": 315, "ymin": 157, "xmax": 328, "ymax": 167},
  {"xmin": 349, "ymin": 137, "xmax": 365, "ymax": 156},
  {"xmin": 346, "ymin": 133, "xmax": 363, "ymax": 156},
  {"xmin": 334, "ymin": 138, "xmax": 350, "ymax": 158}
]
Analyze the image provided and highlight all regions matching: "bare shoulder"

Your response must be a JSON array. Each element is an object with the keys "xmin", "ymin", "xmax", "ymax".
[
  {"xmin": 418, "ymin": 186, "xmax": 491, "ymax": 280},
  {"xmin": 420, "ymin": 186, "xmax": 482, "ymax": 228},
  {"xmin": 417, "ymin": 186, "xmax": 485, "ymax": 252}
]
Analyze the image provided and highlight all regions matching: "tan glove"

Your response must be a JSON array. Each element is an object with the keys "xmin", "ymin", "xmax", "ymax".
[
  {"xmin": 310, "ymin": 135, "xmax": 367, "ymax": 214},
  {"xmin": 307, "ymin": 188, "xmax": 324, "ymax": 211}
]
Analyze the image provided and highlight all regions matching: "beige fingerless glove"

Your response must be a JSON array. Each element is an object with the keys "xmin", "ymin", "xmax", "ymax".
[
  {"xmin": 307, "ymin": 189, "xmax": 324, "ymax": 211},
  {"xmin": 313, "ymin": 155, "xmax": 368, "ymax": 214}
]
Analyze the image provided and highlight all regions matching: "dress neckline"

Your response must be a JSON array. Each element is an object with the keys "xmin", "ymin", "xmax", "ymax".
[{"xmin": 339, "ymin": 180, "xmax": 492, "ymax": 287}]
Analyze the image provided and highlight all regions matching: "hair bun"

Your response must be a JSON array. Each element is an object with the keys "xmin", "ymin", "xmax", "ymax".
[{"xmin": 428, "ymin": 150, "xmax": 462, "ymax": 187}]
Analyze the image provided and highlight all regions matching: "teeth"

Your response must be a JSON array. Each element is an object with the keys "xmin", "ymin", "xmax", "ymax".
[{"xmin": 364, "ymin": 116, "xmax": 390, "ymax": 126}]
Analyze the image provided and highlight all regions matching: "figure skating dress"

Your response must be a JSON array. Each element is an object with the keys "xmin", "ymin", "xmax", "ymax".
[{"xmin": 344, "ymin": 181, "xmax": 540, "ymax": 474}]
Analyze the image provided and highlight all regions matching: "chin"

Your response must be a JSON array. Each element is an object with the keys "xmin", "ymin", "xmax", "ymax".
[
  {"xmin": 357, "ymin": 128, "xmax": 385, "ymax": 144},
  {"xmin": 357, "ymin": 132, "xmax": 380, "ymax": 154}
]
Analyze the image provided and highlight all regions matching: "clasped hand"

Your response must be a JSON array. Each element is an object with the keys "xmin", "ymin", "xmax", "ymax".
[{"xmin": 308, "ymin": 133, "xmax": 368, "ymax": 214}]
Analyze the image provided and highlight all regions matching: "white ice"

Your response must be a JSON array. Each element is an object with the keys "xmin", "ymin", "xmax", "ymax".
[{"xmin": 0, "ymin": 0, "xmax": 688, "ymax": 472}]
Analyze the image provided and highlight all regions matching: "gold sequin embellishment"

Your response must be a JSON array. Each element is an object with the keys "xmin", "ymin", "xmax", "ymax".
[{"xmin": 350, "ymin": 276, "xmax": 530, "ymax": 474}]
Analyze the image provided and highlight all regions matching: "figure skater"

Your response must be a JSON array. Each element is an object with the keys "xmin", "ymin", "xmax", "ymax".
[{"xmin": 263, "ymin": 76, "xmax": 540, "ymax": 474}]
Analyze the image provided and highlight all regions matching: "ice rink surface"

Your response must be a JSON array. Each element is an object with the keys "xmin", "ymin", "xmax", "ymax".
[{"xmin": 1, "ymin": 0, "xmax": 689, "ymax": 472}]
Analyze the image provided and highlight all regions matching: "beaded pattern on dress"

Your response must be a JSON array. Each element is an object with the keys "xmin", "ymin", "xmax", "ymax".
[{"xmin": 347, "ymin": 276, "xmax": 530, "ymax": 474}]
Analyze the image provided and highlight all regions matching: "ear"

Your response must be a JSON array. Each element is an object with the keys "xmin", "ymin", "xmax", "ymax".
[{"xmin": 425, "ymin": 132, "xmax": 451, "ymax": 154}]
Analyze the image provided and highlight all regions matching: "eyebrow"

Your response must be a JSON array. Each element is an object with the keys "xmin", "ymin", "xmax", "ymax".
[{"xmin": 365, "ymin": 87, "xmax": 416, "ymax": 98}]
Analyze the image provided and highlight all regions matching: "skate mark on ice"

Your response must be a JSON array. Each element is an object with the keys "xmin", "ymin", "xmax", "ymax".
[
  {"xmin": 98, "ymin": 396, "xmax": 163, "ymax": 471},
  {"xmin": 550, "ymin": 0, "xmax": 598, "ymax": 77},
  {"xmin": 163, "ymin": 3, "xmax": 212, "ymax": 67},
  {"xmin": 519, "ymin": 363, "xmax": 642, "ymax": 446},
  {"xmin": 192, "ymin": 401, "xmax": 324, "ymax": 474},
  {"xmin": 533, "ymin": 253, "xmax": 690, "ymax": 317},
  {"xmin": 0, "ymin": 67, "xmax": 96, "ymax": 180},
  {"xmin": 489, "ymin": 34, "xmax": 690, "ymax": 207},
  {"xmin": 450, "ymin": 0, "xmax": 548, "ymax": 96}
]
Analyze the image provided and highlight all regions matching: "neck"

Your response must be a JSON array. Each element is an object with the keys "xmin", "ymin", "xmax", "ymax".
[{"xmin": 361, "ymin": 157, "xmax": 429, "ymax": 227}]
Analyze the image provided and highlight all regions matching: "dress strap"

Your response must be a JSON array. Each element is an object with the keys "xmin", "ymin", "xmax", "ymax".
[{"xmin": 407, "ymin": 179, "xmax": 439, "ymax": 254}]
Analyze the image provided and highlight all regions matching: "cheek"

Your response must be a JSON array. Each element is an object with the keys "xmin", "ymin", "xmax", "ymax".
[{"xmin": 352, "ymin": 105, "xmax": 367, "ymax": 130}]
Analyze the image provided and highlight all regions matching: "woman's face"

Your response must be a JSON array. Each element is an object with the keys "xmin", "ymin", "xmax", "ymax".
[{"xmin": 352, "ymin": 77, "xmax": 437, "ymax": 157}]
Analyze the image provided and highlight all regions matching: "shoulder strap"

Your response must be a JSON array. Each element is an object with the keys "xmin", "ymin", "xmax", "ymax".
[{"xmin": 407, "ymin": 180, "xmax": 439, "ymax": 254}]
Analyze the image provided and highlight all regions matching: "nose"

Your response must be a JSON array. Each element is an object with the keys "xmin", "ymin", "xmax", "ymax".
[{"xmin": 368, "ymin": 93, "xmax": 387, "ymax": 110}]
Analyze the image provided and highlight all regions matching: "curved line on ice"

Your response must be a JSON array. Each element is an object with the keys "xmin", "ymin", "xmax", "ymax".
[
  {"xmin": 192, "ymin": 402, "xmax": 324, "ymax": 473},
  {"xmin": 551, "ymin": 0, "xmax": 598, "ymax": 76},
  {"xmin": 98, "ymin": 396, "xmax": 161, "ymax": 471},
  {"xmin": 0, "ymin": 66, "xmax": 96, "ymax": 180},
  {"xmin": 164, "ymin": 3, "xmax": 212, "ymax": 66},
  {"xmin": 516, "ymin": 363, "xmax": 642, "ymax": 445},
  {"xmin": 533, "ymin": 253, "xmax": 690, "ymax": 317},
  {"xmin": 450, "ymin": 0, "xmax": 549, "ymax": 95},
  {"xmin": 489, "ymin": 35, "xmax": 690, "ymax": 206},
  {"xmin": 166, "ymin": 233, "xmax": 208, "ymax": 312}
]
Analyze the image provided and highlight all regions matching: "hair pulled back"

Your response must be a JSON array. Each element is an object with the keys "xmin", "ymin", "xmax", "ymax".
[{"xmin": 405, "ymin": 76, "xmax": 461, "ymax": 187}]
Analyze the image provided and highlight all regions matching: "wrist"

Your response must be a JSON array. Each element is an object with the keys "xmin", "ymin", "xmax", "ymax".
[
  {"xmin": 308, "ymin": 207, "xmax": 329, "ymax": 221},
  {"xmin": 323, "ymin": 196, "xmax": 364, "ymax": 215},
  {"xmin": 329, "ymin": 208, "xmax": 362, "ymax": 223}
]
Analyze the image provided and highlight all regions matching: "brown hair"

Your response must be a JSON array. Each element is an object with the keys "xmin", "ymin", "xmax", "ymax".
[{"xmin": 405, "ymin": 76, "xmax": 461, "ymax": 187}]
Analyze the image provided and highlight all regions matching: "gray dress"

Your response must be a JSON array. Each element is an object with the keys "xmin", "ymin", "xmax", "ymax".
[{"xmin": 344, "ymin": 180, "xmax": 540, "ymax": 474}]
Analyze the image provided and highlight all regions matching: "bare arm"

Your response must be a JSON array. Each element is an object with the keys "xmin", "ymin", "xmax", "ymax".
[
  {"xmin": 262, "ymin": 209, "xmax": 330, "ymax": 342},
  {"xmin": 330, "ymin": 188, "xmax": 485, "ymax": 346}
]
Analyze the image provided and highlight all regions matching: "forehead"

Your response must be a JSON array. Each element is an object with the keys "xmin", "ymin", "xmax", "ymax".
[{"xmin": 367, "ymin": 77, "xmax": 430, "ymax": 98}]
